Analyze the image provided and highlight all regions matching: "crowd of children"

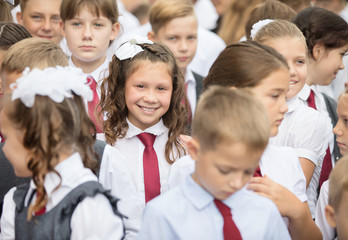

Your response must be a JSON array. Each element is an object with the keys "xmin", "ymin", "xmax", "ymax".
[{"xmin": 1, "ymin": 0, "xmax": 348, "ymax": 239}]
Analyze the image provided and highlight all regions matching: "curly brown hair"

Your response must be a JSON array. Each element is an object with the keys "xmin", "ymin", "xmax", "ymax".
[
  {"xmin": 2, "ymin": 93, "xmax": 98, "ymax": 221},
  {"xmin": 99, "ymin": 42, "xmax": 187, "ymax": 164}
]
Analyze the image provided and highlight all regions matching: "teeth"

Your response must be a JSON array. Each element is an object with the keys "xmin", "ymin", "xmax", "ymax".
[
  {"xmin": 141, "ymin": 107, "xmax": 155, "ymax": 111},
  {"xmin": 289, "ymin": 80, "xmax": 297, "ymax": 85}
]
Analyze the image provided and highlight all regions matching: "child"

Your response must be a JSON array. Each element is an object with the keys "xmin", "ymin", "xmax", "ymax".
[
  {"xmin": 170, "ymin": 41, "xmax": 321, "ymax": 239},
  {"xmin": 316, "ymin": 87, "xmax": 348, "ymax": 240},
  {"xmin": 98, "ymin": 39, "xmax": 187, "ymax": 236},
  {"xmin": 16, "ymin": 0, "xmax": 62, "ymax": 44},
  {"xmin": 1, "ymin": 38, "xmax": 68, "ymax": 93},
  {"xmin": 294, "ymin": 7, "xmax": 348, "ymax": 187},
  {"xmin": 252, "ymin": 19, "xmax": 332, "ymax": 218},
  {"xmin": 0, "ymin": 66, "xmax": 124, "ymax": 239},
  {"xmin": 60, "ymin": 0, "xmax": 120, "ymax": 132},
  {"xmin": 324, "ymin": 155, "xmax": 348, "ymax": 240},
  {"xmin": 148, "ymin": 0, "xmax": 203, "ymax": 119},
  {"xmin": 138, "ymin": 86, "xmax": 291, "ymax": 239}
]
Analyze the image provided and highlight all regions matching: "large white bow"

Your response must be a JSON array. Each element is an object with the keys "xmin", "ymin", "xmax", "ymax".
[
  {"xmin": 115, "ymin": 35, "xmax": 153, "ymax": 60},
  {"xmin": 250, "ymin": 19, "xmax": 274, "ymax": 40}
]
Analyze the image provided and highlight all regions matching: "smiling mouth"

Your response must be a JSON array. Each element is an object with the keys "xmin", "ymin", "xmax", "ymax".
[{"xmin": 139, "ymin": 105, "xmax": 158, "ymax": 112}]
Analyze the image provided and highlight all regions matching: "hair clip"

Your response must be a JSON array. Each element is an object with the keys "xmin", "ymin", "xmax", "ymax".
[
  {"xmin": 250, "ymin": 19, "xmax": 274, "ymax": 39},
  {"xmin": 4, "ymin": 0, "xmax": 15, "ymax": 5},
  {"xmin": 11, "ymin": 66, "xmax": 93, "ymax": 107},
  {"xmin": 115, "ymin": 35, "xmax": 153, "ymax": 60}
]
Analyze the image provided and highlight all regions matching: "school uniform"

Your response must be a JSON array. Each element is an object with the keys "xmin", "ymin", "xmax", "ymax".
[
  {"xmin": 185, "ymin": 68, "xmax": 204, "ymax": 116},
  {"xmin": 98, "ymin": 144, "xmax": 142, "ymax": 240},
  {"xmin": 168, "ymin": 144, "xmax": 307, "ymax": 226},
  {"xmin": 270, "ymin": 96, "xmax": 331, "ymax": 217},
  {"xmin": 97, "ymin": 119, "xmax": 185, "ymax": 239},
  {"xmin": 0, "ymin": 152, "xmax": 124, "ymax": 240},
  {"xmin": 315, "ymin": 181, "xmax": 335, "ymax": 240},
  {"xmin": 137, "ymin": 175, "xmax": 291, "ymax": 240}
]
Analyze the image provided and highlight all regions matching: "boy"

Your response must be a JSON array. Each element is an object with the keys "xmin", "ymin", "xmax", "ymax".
[
  {"xmin": 16, "ymin": 0, "xmax": 63, "ymax": 44},
  {"xmin": 137, "ymin": 87, "xmax": 291, "ymax": 239},
  {"xmin": 148, "ymin": 0, "xmax": 203, "ymax": 118},
  {"xmin": 325, "ymin": 155, "xmax": 348, "ymax": 240},
  {"xmin": 60, "ymin": 0, "xmax": 120, "ymax": 132}
]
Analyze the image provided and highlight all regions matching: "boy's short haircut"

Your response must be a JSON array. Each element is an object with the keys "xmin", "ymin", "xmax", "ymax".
[
  {"xmin": 1, "ymin": 38, "xmax": 68, "ymax": 74},
  {"xmin": 19, "ymin": 0, "xmax": 29, "ymax": 12},
  {"xmin": 328, "ymin": 156, "xmax": 348, "ymax": 211},
  {"xmin": 149, "ymin": 0, "xmax": 195, "ymax": 34},
  {"xmin": 0, "ymin": 22, "xmax": 32, "ymax": 51},
  {"xmin": 60, "ymin": 0, "xmax": 119, "ymax": 24},
  {"xmin": 192, "ymin": 86, "xmax": 270, "ymax": 151}
]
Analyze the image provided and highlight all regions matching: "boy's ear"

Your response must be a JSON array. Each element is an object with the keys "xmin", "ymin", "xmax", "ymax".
[
  {"xmin": 147, "ymin": 31, "xmax": 156, "ymax": 42},
  {"xmin": 325, "ymin": 205, "xmax": 337, "ymax": 228},
  {"xmin": 312, "ymin": 43, "xmax": 325, "ymax": 61},
  {"xmin": 16, "ymin": 11, "xmax": 22, "ymax": 25},
  {"xmin": 109, "ymin": 22, "xmax": 120, "ymax": 41},
  {"xmin": 187, "ymin": 137, "xmax": 200, "ymax": 161}
]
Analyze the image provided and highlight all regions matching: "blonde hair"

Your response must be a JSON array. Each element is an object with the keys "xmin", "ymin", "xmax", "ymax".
[
  {"xmin": 1, "ymin": 92, "xmax": 98, "ymax": 220},
  {"xmin": 149, "ymin": 0, "xmax": 195, "ymax": 34},
  {"xmin": 1, "ymin": 38, "xmax": 68, "ymax": 74},
  {"xmin": 193, "ymin": 86, "xmax": 269, "ymax": 151},
  {"xmin": 253, "ymin": 19, "xmax": 307, "ymax": 51},
  {"xmin": 328, "ymin": 155, "xmax": 348, "ymax": 211},
  {"xmin": 218, "ymin": 0, "xmax": 265, "ymax": 45}
]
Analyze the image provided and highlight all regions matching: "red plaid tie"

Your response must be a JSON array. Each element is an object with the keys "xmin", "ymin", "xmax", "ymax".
[
  {"xmin": 87, "ymin": 76, "xmax": 103, "ymax": 133},
  {"xmin": 253, "ymin": 166, "xmax": 262, "ymax": 177},
  {"xmin": 137, "ymin": 133, "xmax": 161, "ymax": 203},
  {"xmin": 214, "ymin": 199, "xmax": 242, "ymax": 240},
  {"xmin": 34, "ymin": 191, "xmax": 46, "ymax": 216},
  {"xmin": 307, "ymin": 89, "xmax": 332, "ymax": 188}
]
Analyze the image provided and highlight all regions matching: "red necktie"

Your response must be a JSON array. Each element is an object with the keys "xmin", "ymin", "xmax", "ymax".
[
  {"xmin": 87, "ymin": 76, "xmax": 103, "ymax": 133},
  {"xmin": 253, "ymin": 166, "xmax": 262, "ymax": 177},
  {"xmin": 307, "ymin": 90, "xmax": 332, "ymax": 188},
  {"xmin": 137, "ymin": 133, "xmax": 161, "ymax": 203},
  {"xmin": 214, "ymin": 199, "xmax": 242, "ymax": 240},
  {"xmin": 34, "ymin": 191, "xmax": 46, "ymax": 216}
]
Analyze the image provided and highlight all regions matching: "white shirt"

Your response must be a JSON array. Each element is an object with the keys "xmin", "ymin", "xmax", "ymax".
[
  {"xmin": 315, "ymin": 180, "xmax": 335, "ymax": 240},
  {"xmin": 0, "ymin": 153, "xmax": 124, "ymax": 240},
  {"xmin": 128, "ymin": 23, "xmax": 226, "ymax": 78},
  {"xmin": 298, "ymin": 84, "xmax": 336, "ymax": 167},
  {"xmin": 185, "ymin": 69, "xmax": 198, "ymax": 116},
  {"xmin": 98, "ymin": 144, "xmax": 142, "ymax": 240},
  {"xmin": 117, "ymin": 0, "xmax": 140, "ymax": 35},
  {"xmin": 194, "ymin": 0, "xmax": 219, "ymax": 30},
  {"xmin": 138, "ymin": 175, "xmax": 291, "ymax": 240},
  {"xmin": 270, "ymin": 96, "xmax": 331, "ymax": 217},
  {"xmin": 168, "ymin": 144, "xmax": 307, "ymax": 226}
]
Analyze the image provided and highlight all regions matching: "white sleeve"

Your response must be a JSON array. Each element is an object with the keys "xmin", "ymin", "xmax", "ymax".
[
  {"xmin": 168, "ymin": 156, "xmax": 195, "ymax": 190},
  {"xmin": 0, "ymin": 188, "xmax": 16, "ymax": 240},
  {"xmin": 291, "ymin": 153, "xmax": 308, "ymax": 203},
  {"xmin": 315, "ymin": 181, "xmax": 335, "ymax": 240},
  {"xmin": 98, "ymin": 145, "xmax": 141, "ymax": 240},
  {"xmin": 289, "ymin": 111, "xmax": 330, "ymax": 166},
  {"xmin": 70, "ymin": 194, "xmax": 124, "ymax": 240}
]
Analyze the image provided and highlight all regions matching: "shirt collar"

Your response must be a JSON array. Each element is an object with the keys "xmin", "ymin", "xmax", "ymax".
[
  {"xmin": 125, "ymin": 118, "xmax": 167, "ymax": 138},
  {"xmin": 286, "ymin": 96, "xmax": 301, "ymax": 113},
  {"xmin": 69, "ymin": 58, "xmax": 109, "ymax": 84},
  {"xmin": 297, "ymin": 83, "xmax": 311, "ymax": 101},
  {"xmin": 185, "ymin": 68, "xmax": 196, "ymax": 85}
]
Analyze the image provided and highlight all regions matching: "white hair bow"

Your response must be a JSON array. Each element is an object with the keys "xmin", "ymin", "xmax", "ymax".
[
  {"xmin": 250, "ymin": 19, "xmax": 274, "ymax": 39},
  {"xmin": 11, "ymin": 66, "xmax": 93, "ymax": 107},
  {"xmin": 115, "ymin": 35, "xmax": 153, "ymax": 60}
]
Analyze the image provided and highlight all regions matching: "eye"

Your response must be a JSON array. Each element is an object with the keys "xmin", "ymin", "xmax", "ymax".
[
  {"xmin": 188, "ymin": 35, "xmax": 197, "ymax": 40},
  {"xmin": 296, "ymin": 59, "xmax": 305, "ymax": 64},
  {"xmin": 167, "ymin": 36, "xmax": 177, "ymax": 41},
  {"xmin": 271, "ymin": 94, "xmax": 279, "ymax": 99},
  {"xmin": 31, "ymin": 15, "xmax": 42, "ymax": 20},
  {"xmin": 94, "ymin": 22, "xmax": 103, "ymax": 27},
  {"xmin": 157, "ymin": 86, "xmax": 166, "ymax": 91},
  {"xmin": 72, "ymin": 22, "xmax": 82, "ymax": 27},
  {"xmin": 136, "ymin": 84, "xmax": 145, "ymax": 89}
]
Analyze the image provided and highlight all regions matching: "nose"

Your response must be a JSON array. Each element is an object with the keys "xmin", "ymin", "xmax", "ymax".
[
  {"xmin": 333, "ymin": 120, "xmax": 343, "ymax": 136},
  {"xmin": 289, "ymin": 63, "xmax": 296, "ymax": 77},
  {"xmin": 280, "ymin": 97, "xmax": 288, "ymax": 114},
  {"xmin": 339, "ymin": 57, "xmax": 345, "ymax": 70},
  {"xmin": 82, "ymin": 25, "xmax": 92, "ymax": 40},
  {"xmin": 178, "ymin": 39, "xmax": 188, "ymax": 52},
  {"xmin": 143, "ymin": 89, "xmax": 158, "ymax": 103},
  {"xmin": 42, "ymin": 18, "xmax": 52, "ymax": 32}
]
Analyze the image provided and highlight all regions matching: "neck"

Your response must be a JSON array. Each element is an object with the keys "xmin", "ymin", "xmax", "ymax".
[
  {"xmin": 306, "ymin": 58, "xmax": 317, "ymax": 86},
  {"xmin": 71, "ymin": 55, "xmax": 106, "ymax": 74}
]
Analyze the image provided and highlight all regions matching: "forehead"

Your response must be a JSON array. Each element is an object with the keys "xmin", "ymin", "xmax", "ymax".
[
  {"xmin": 338, "ymin": 94, "xmax": 348, "ymax": 112},
  {"xmin": 159, "ymin": 14, "xmax": 197, "ymax": 34},
  {"xmin": 266, "ymin": 37, "xmax": 307, "ymax": 57},
  {"xmin": 22, "ymin": 0, "xmax": 61, "ymax": 14},
  {"xmin": 257, "ymin": 68, "xmax": 290, "ymax": 91}
]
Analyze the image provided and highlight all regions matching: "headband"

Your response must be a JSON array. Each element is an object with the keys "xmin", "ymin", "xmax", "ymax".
[
  {"xmin": 115, "ymin": 35, "xmax": 153, "ymax": 60},
  {"xmin": 250, "ymin": 19, "xmax": 274, "ymax": 39},
  {"xmin": 11, "ymin": 66, "xmax": 93, "ymax": 107}
]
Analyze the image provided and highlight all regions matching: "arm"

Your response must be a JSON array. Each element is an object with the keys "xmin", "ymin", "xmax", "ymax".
[
  {"xmin": 247, "ymin": 176, "xmax": 322, "ymax": 240},
  {"xmin": 298, "ymin": 157, "xmax": 316, "ymax": 188},
  {"xmin": 0, "ymin": 188, "xmax": 16, "ymax": 240}
]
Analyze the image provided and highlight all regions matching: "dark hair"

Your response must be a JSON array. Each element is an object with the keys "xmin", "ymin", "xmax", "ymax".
[
  {"xmin": 99, "ymin": 42, "xmax": 187, "ymax": 164},
  {"xmin": 0, "ymin": 22, "xmax": 31, "ymax": 51},
  {"xmin": 293, "ymin": 7, "xmax": 348, "ymax": 58},
  {"xmin": 204, "ymin": 41, "xmax": 289, "ymax": 89}
]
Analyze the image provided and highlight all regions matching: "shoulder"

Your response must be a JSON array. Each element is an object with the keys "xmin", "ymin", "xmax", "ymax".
[{"xmin": 197, "ymin": 27, "xmax": 226, "ymax": 48}]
